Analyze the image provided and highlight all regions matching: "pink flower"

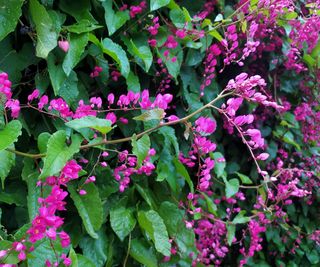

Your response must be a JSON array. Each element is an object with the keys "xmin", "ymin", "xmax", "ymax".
[
  {"xmin": 18, "ymin": 251, "xmax": 26, "ymax": 261},
  {"xmin": 59, "ymin": 231, "xmax": 70, "ymax": 248},
  {"xmin": 195, "ymin": 117, "xmax": 217, "ymax": 135},
  {"xmin": 61, "ymin": 254, "xmax": 72, "ymax": 266},
  {"xmin": 49, "ymin": 98, "xmax": 73, "ymax": 118},
  {"xmin": 58, "ymin": 40, "xmax": 69, "ymax": 52},
  {"xmin": 5, "ymin": 99, "xmax": 20, "ymax": 118},
  {"xmin": 234, "ymin": 115, "xmax": 254, "ymax": 126},
  {"xmin": 148, "ymin": 39, "xmax": 157, "ymax": 47},
  {"xmin": 0, "ymin": 250, "xmax": 7, "ymax": 258},
  {"xmin": 38, "ymin": 95, "xmax": 48, "ymax": 109},
  {"xmin": 176, "ymin": 29, "xmax": 186, "ymax": 39},
  {"xmin": 256, "ymin": 153, "xmax": 269, "ymax": 160},
  {"xmin": 90, "ymin": 97, "xmax": 102, "ymax": 108},
  {"xmin": 28, "ymin": 89, "xmax": 40, "ymax": 102},
  {"xmin": 106, "ymin": 112, "xmax": 117, "ymax": 124},
  {"xmin": 79, "ymin": 189, "xmax": 87, "ymax": 195},
  {"xmin": 164, "ymin": 35, "xmax": 178, "ymax": 49}
]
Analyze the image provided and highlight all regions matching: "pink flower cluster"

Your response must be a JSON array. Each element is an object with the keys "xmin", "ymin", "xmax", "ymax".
[
  {"xmin": 0, "ymin": 72, "xmax": 20, "ymax": 118},
  {"xmin": 200, "ymin": 44, "xmax": 221, "ymax": 94},
  {"xmin": 90, "ymin": 66, "xmax": 103, "ymax": 78},
  {"xmin": 113, "ymin": 149, "xmax": 156, "ymax": 192},
  {"xmin": 129, "ymin": 1, "xmax": 146, "ymax": 18}
]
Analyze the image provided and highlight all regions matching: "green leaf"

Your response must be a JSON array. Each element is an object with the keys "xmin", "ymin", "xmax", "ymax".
[
  {"xmin": 135, "ymin": 184, "xmax": 157, "ymax": 209},
  {"xmin": 110, "ymin": 198, "xmax": 136, "ymax": 241},
  {"xmin": 69, "ymin": 183, "xmax": 103, "ymax": 239},
  {"xmin": 63, "ymin": 33, "xmax": 89, "ymax": 76},
  {"xmin": 306, "ymin": 248, "xmax": 319, "ymax": 264},
  {"xmin": 58, "ymin": 70, "xmax": 79, "ymax": 105},
  {"xmin": 66, "ymin": 116, "xmax": 113, "ymax": 134},
  {"xmin": 0, "ymin": 145, "xmax": 15, "ymax": 188},
  {"xmin": 208, "ymin": 29, "xmax": 223, "ymax": 41},
  {"xmin": 133, "ymin": 108, "xmax": 165, "ymax": 121},
  {"xmin": 77, "ymin": 254, "xmax": 96, "ymax": 267},
  {"xmin": 22, "ymin": 158, "xmax": 41, "ymax": 220},
  {"xmin": 212, "ymin": 152, "xmax": 226, "ymax": 178},
  {"xmin": 173, "ymin": 157, "xmax": 194, "ymax": 193},
  {"xmin": 47, "ymin": 53, "xmax": 67, "ymax": 95},
  {"xmin": 0, "ymin": 120, "xmax": 22, "ymax": 151},
  {"xmin": 69, "ymin": 248, "xmax": 78, "ymax": 267},
  {"xmin": 158, "ymin": 201, "xmax": 184, "ymax": 234},
  {"xmin": 129, "ymin": 239, "xmax": 158, "ymax": 267},
  {"xmin": 102, "ymin": 1, "xmax": 130, "ymax": 35},
  {"xmin": 137, "ymin": 210, "xmax": 171, "ymax": 256},
  {"xmin": 64, "ymin": 19, "xmax": 102, "ymax": 34},
  {"xmin": 159, "ymin": 49, "xmax": 182, "ymax": 79},
  {"xmin": 101, "ymin": 38, "xmax": 130, "ymax": 78},
  {"xmin": 39, "ymin": 131, "xmax": 81, "ymax": 179},
  {"xmin": 226, "ymin": 224, "xmax": 235, "ymax": 246},
  {"xmin": 150, "ymin": 0, "xmax": 171, "ymax": 11},
  {"xmin": 232, "ymin": 210, "xmax": 251, "ymax": 224},
  {"xmin": 37, "ymin": 132, "xmax": 51, "ymax": 153},
  {"xmin": 126, "ymin": 71, "xmax": 141, "ymax": 93},
  {"xmin": 59, "ymin": 0, "xmax": 97, "ymax": 23},
  {"xmin": 224, "ymin": 178, "xmax": 239, "ymax": 198},
  {"xmin": 129, "ymin": 40, "xmax": 153, "ymax": 72},
  {"xmin": 158, "ymin": 127, "xmax": 179, "ymax": 156},
  {"xmin": 283, "ymin": 132, "xmax": 301, "ymax": 150},
  {"xmin": 132, "ymin": 135, "xmax": 150, "ymax": 167},
  {"xmin": 29, "ymin": 0, "xmax": 59, "ymax": 58},
  {"xmin": 0, "ymin": 0, "xmax": 24, "ymax": 41},
  {"xmin": 235, "ymin": 172, "xmax": 253, "ymax": 184},
  {"xmin": 200, "ymin": 192, "xmax": 217, "ymax": 215},
  {"xmin": 79, "ymin": 227, "xmax": 108, "ymax": 267}
]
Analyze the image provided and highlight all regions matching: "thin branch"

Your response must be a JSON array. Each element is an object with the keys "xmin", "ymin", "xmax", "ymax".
[{"xmin": 6, "ymin": 91, "xmax": 232, "ymax": 159}]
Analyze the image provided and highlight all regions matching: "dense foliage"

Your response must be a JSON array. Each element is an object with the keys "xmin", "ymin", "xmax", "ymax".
[{"xmin": 0, "ymin": 0, "xmax": 319, "ymax": 266}]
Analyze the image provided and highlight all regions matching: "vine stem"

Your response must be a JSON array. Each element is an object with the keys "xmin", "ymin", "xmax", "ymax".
[
  {"xmin": 5, "ymin": 91, "xmax": 232, "ymax": 159},
  {"xmin": 123, "ymin": 233, "xmax": 131, "ymax": 267}
]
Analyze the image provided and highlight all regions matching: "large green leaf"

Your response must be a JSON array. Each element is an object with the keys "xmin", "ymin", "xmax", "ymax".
[
  {"xmin": 79, "ymin": 227, "xmax": 108, "ymax": 267},
  {"xmin": 69, "ymin": 183, "xmax": 103, "ymax": 239},
  {"xmin": 0, "ymin": 145, "xmax": 15, "ymax": 188},
  {"xmin": 130, "ymin": 239, "xmax": 157, "ymax": 267},
  {"xmin": 110, "ymin": 198, "xmax": 136, "ymax": 241},
  {"xmin": 66, "ymin": 116, "xmax": 113, "ymax": 135},
  {"xmin": 126, "ymin": 71, "xmax": 141, "ymax": 93},
  {"xmin": 47, "ymin": 53, "xmax": 67, "ymax": 95},
  {"xmin": 0, "ymin": 120, "xmax": 22, "ymax": 151},
  {"xmin": 22, "ymin": 158, "xmax": 40, "ymax": 221},
  {"xmin": 102, "ymin": 1, "xmax": 129, "ymax": 35},
  {"xmin": 132, "ymin": 135, "xmax": 150, "ymax": 167},
  {"xmin": 39, "ymin": 131, "xmax": 81, "ymax": 179},
  {"xmin": 59, "ymin": 0, "xmax": 97, "ymax": 23},
  {"xmin": 0, "ymin": 0, "xmax": 24, "ymax": 41},
  {"xmin": 29, "ymin": 0, "xmax": 59, "ymax": 58},
  {"xmin": 63, "ymin": 33, "xmax": 89, "ymax": 76},
  {"xmin": 129, "ymin": 40, "xmax": 153, "ymax": 72},
  {"xmin": 158, "ymin": 201, "xmax": 184, "ymax": 234},
  {"xmin": 173, "ymin": 158, "xmax": 194, "ymax": 193},
  {"xmin": 150, "ymin": 0, "xmax": 171, "ymax": 11},
  {"xmin": 101, "ymin": 38, "xmax": 130, "ymax": 78},
  {"xmin": 77, "ymin": 254, "xmax": 96, "ymax": 267},
  {"xmin": 137, "ymin": 210, "xmax": 171, "ymax": 256}
]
